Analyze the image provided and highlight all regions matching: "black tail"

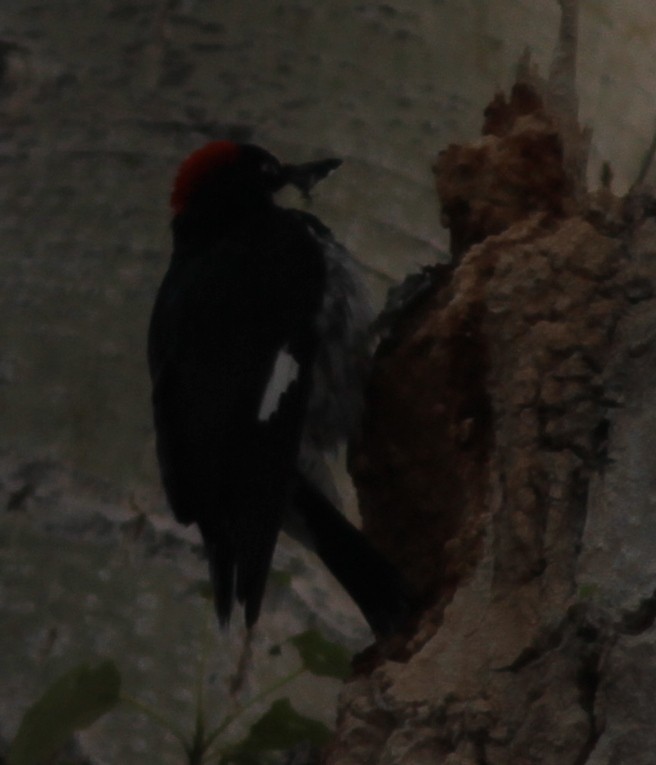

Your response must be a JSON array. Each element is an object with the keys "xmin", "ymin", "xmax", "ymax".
[
  {"xmin": 199, "ymin": 520, "xmax": 277, "ymax": 629},
  {"xmin": 198, "ymin": 523, "xmax": 235, "ymax": 626},
  {"xmin": 293, "ymin": 474, "xmax": 416, "ymax": 637}
]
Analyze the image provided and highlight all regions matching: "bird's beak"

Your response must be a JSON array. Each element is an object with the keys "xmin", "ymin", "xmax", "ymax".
[{"xmin": 281, "ymin": 158, "xmax": 342, "ymax": 199}]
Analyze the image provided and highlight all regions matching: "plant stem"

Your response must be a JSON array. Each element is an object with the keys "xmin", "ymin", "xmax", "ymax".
[
  {"xmin": 194, "ymin": 603, "xmax": 214, "ymax": 738},
  {"xmin": 186, "ymin": 712, "xmax": 206, "ymax": 765},
  {"xmin": 120, "ymin": 692, "xmax": 189, "ymax": 746},
  {"xmin": 203, "ymin": 665, "xmax": 306, "ymax": 757}
]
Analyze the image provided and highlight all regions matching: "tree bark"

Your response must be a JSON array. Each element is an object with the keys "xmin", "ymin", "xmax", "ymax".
[{"xmin": 330, "ymin": 71, "xmax": 656, "ymax": 765}]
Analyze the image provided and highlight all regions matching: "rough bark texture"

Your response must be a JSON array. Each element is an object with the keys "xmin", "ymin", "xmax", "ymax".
[{"xmin": 337, "ymin": 80, "xmax": 656, "ymax": 765}]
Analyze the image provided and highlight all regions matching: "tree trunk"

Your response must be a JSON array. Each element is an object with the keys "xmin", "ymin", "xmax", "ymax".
[{"xmin": 329, "ymin": 52, "xmax": 656, "ymax": 765}]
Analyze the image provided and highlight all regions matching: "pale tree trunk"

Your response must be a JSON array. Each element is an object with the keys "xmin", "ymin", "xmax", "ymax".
[{"xmin": 328, "ymin": 7, "xmax": 656, "ymax": 764}]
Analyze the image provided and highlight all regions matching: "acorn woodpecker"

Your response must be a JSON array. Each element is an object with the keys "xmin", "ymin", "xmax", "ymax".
[{"xmin": 148, "ymin": 141, "xmax": 411, "ymax": 636}]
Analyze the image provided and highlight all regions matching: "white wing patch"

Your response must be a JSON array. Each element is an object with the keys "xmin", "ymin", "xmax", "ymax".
[{"xmin": 258, "ymin": 347, "xmax": 300, "ymax": 421}]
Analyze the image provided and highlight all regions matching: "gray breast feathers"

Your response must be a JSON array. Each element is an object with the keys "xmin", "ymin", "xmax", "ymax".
[{"xmin": 303, "ymin": 232, "xmax": 374, "ymax": 453}]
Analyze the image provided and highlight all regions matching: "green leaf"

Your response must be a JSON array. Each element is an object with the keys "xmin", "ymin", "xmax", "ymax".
[
  {"xmin": 220, "ymin": 699, "xmax": 331, "ymax": 764},
  {"xmin": 8, "ymin": 660, "xmax": 121, "ymax": 765},
  {"xmin": 289, "ymin": 630, "xmax": 351, "ymax": 680}
]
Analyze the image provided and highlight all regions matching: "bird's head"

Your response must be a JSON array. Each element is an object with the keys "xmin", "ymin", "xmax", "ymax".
[{"xmin": 170, "ymin": 141, "xmax": 342, "ymax": 217}]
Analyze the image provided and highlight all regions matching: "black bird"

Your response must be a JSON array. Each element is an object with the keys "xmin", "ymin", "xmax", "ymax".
[{"xmin": 148, "ymin": 141, "xmax": 412, "ymax": 636}]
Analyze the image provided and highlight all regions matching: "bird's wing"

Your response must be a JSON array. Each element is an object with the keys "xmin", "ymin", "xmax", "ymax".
[{"xmin": 148, "ymin": 222, "xmax": 324, "ymax": 625}]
